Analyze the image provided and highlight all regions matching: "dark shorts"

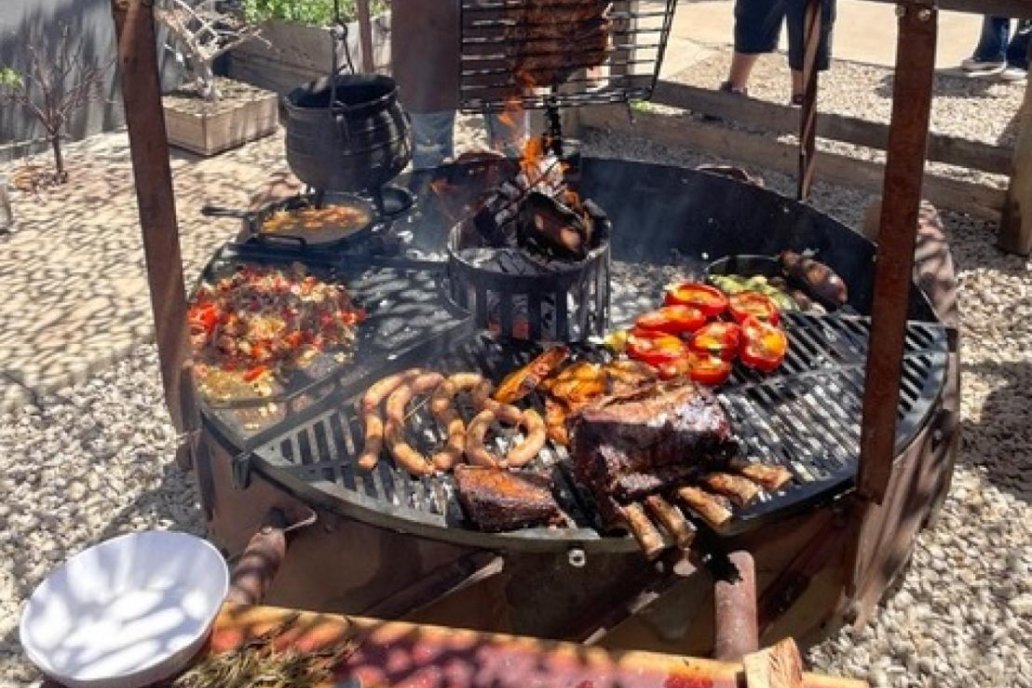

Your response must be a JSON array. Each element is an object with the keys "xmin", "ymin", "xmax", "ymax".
[{"xmin": 734, "ymin": 0, "xmax": 837, "ymax": 71}]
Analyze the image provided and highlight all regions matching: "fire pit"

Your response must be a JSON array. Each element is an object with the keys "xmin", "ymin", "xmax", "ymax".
[{"xmin": 193, "ymin": 156, "xmax": 955, "ymax": 648}]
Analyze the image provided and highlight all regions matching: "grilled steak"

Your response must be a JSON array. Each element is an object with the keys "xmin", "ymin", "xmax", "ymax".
[
  {"xmin": 572, "ymin": 382, "xmax": 738, "ymax": 509},
  {"xmin": 454, "ymin": 465, "xmax": 564, "ymax": 532}
]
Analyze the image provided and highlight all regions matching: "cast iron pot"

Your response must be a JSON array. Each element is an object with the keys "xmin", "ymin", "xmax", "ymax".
[{"xmin": 282, "ymin": 73, "xmax": 412, "ymax": 193}]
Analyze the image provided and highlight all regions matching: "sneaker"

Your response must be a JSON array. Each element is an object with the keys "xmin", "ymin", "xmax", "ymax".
[
  {"xmin": 718, "ymin": 80, "xmax": 748, "ymax": 96},
  {"xmin": 999, "ymin": 66, "xmax": 1028, "ymax": 82},
  {"xmin": 960, "ymin": 57, "xmax": 1006, "ymax": 73}
]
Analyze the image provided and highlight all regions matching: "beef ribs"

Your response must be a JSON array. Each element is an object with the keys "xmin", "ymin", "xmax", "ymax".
[
  {"xmin": 571, "ymin": 382, "xmax": 738, "ymax": 509},
  {"xmin": 454, "ymin": 465, "xmax": 564, "ymax": 532},
  {"xmin": 507, "ymin": 0, "xmax": 612, "ymax": 86}
]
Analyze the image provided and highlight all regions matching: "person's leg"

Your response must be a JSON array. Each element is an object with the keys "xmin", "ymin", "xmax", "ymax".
[
  {"xmin": 786, "ymin": 0, "xmax": 835, "ymax": 101},
  {"xmin": 1003, "ymin": 19, "xmax": 1031, "ymax": 72},
  {"xmin": 409, "ymin": 111, "xmax": 456, "ymax": 170},
  {"xmin": 725, "ymin": 0, "xmax": 786, "ymax": 93},
  {"xmin": 962, "ymin": 16, "xmax": 1010, "ymax": 70}
]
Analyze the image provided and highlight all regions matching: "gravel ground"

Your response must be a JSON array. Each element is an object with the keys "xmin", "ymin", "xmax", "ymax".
[{"xmin": 1, "ymin": 121, "xmax": 1030, "ymax": 687}]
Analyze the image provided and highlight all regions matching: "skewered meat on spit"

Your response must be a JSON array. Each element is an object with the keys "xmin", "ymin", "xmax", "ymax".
[{"xmin": 506, "ymin": 0, "xmax": 613, "ymax": 87}]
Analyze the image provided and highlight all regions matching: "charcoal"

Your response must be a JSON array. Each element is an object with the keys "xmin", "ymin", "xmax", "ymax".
[{"xmin": 454, "ymin": 465, "xmax": 564, "ymax": 532}]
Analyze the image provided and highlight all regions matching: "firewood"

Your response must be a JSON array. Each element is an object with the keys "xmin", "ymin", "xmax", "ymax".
[{"xmin": 742, "ymin": 637, "xmax": 804, "ymax": 688}]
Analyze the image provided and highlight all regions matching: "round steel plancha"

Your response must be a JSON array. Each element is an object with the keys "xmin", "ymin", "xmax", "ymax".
[{"xmin": 198, "ymin": 157, "xmax": 950, "ymax": 555}]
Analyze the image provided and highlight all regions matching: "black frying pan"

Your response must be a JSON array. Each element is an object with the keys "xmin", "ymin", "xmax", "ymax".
[{"xmin": 202, "ymin": 191, "xmax": 377, "ymax": 250}]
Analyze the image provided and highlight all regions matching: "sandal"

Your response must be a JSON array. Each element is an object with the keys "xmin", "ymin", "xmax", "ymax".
[{"xmin": 719, "ymin": 80, "xmax": 749, "ymax": 96}]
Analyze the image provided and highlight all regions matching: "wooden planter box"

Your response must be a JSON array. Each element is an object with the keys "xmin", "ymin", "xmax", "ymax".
[
  {"xmin": 227, "ymin": 13, "xmax": 391, "ymax": 95},
  {"xmin": 163, "ymin": 80, "xmax": 278, "ymax": 156}
]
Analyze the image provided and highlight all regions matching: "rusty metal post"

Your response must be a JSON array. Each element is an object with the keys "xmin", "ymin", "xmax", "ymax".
[
  {"xmin": 797, "ymin": 0, "xmax": 822, "ymax": 200},
  {"xmin": 857, "ymin": 1, "xmax": 938, "ymax": 504},
  {"xmin": 111, "ymin": 0, "xmax": 199, "ymax": 468},
  {"xmin": 712, "ymin": 550, "xmax": 759, "ymax": 661}
]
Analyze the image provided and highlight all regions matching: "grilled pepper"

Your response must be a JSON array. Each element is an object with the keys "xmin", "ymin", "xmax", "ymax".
[
  {"xmin": 635, "ymin": 305, "xmax": 707, "ymax": 336},
  {"xmin": 728, "ymin": 291, "xmax": 781, "ymax": 325},
  {"xmin": 689, "ymin": 321, "xmax": 742, "ymax": 361},
  {"xmin": 740, "ymin": 316, "xmax": 788, "ymax": 373},
  {"xmin": 627, "ymin": 329, "xmax": 688, "ymax": 368},
  {"xmin": 664, "ymin": 282, "xmax": 729, "ymax": 318}
]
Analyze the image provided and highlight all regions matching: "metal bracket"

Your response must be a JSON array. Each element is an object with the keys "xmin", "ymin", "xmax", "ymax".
[{"xmin": 232, "ymin": 451, "xmax": 253, "ymax": 489}]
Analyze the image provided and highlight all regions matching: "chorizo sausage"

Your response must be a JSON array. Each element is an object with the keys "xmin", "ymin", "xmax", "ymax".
[
  {"xmin": 466, "ymin": 405, "xmax": 547, "ymax": 469},
  {"xmin": 429, "ymin": 373, "xmax": 490, "ymax": 471},
  {"xmin": 358, "ymin": 368, "xmax": 424, "ymax": 471},
  {"xmin": 384, "ymin": 371, "xmax": 445, "ymax": 476}
]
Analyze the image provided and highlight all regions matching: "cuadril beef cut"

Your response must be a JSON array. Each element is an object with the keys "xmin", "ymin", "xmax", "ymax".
[
  {"xmin": 571, "ymin": 382, "xmax": 738, "ymax": 503},
  {"xmin": 454, "ymin": 465, "xmax": 564, "ymax": 532}
]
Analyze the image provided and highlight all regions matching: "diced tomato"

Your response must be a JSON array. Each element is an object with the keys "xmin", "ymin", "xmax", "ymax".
[
  {"xmin": 664, "ymin": 282, "xmax": 729, "ymax": 318},
  {"xmin": 242, "ymin": 365, "xmax": 267, "ymax": 382},
  {"xmin": 626, "ymin": 329, "xmax": 688, "ymax": 368},
  {"xmin": 283, "ymin": 331, "xmax": 305, "ymax": 349},
  {"xmin": 740, "ymin": 316, "xmax": 789, "ymax": 373},
  {"xmin": 689, "ymin": 321, "xmax": 742, "ymax": 361},
  {"xmin": 635, "ymin": 305, "xmax": 707, "ymax": 336},
  {"xmin": 728, "ymin": 292, "xmax": 781, "ymax": 325},
  {"xmin": 687, "ymin": 352, "xmax": 733, "ymax": 386},
  {"xmin": 188, "ymin": 303, "xmax": 221, "ymax": 333}
]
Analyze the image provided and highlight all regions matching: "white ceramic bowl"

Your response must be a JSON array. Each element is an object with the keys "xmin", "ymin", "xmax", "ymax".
[{"xmin": 19, "ymin": 531, "xmax": 229, "ymax": 688}]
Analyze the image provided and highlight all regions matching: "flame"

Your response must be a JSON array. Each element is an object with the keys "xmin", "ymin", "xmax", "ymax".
[{"xmin": 497, "ymin": 95, "xmax": 523, "ymax": 130}]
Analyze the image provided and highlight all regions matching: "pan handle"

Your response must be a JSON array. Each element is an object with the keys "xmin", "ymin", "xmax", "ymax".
[
  {"xmin": 254, "ymin": 232, "xmax": 309, "ymax": 251},
  {"xmin": 226, "ymin": 507, "xmax": 317, "ymax": 605},
  {"xmin": 202, "ymin": 204, "xmax": 253, "ymax": 220}
]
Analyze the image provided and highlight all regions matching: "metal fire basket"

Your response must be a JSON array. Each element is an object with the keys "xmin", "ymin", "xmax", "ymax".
[{"xmin": 459, "ymin": 0, "xmax": 678, "ymax": 112}]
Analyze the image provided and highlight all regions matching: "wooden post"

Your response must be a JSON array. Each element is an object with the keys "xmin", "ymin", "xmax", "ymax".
[
  {"xmin": 111, "ymin": 0, "xmax": 199, "ymax": 468},
  {"xmin": 713, "ymin": 550, "xmax": 759, "ymax": 662},
  {"xmin": 998, "ymin": 69, "xmax": 1032, "ymax": 255},
  {"xmin": 356, "ymin": 0, "xmax": 375, "ymax": 73},
  {"xmin": 856, "ymin": 1, "xmax": 937, "ymax": 504}
]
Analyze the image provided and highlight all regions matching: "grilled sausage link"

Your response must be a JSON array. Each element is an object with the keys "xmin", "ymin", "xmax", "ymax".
[
  {"xmin": 430, "ymin": 373, "xmax": 490, "ymax": 471},
  {"xmin": 465, "ymin": 404, "xmax": 546, "ymax": 469},
  {"xmin": 358, "ymin": 368, "xmax": 425, "ymax": 471},
  {"xmin": 384, "ymin": 371, "xmax": 445, "ymax": 476}
]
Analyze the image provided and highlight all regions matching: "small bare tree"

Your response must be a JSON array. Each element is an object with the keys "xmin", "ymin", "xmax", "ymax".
[
  {"xmin": 0, "ymin": 25, "xmax": 111, "ymax": 184},
  {"xmin": 156, "ymin": 0, "xmax": 264, "ymax": 102}
]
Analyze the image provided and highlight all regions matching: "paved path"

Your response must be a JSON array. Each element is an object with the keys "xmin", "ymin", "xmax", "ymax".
[{"xmin": 661, "ymin": 0, "xmax": 983, "ymax": 75}]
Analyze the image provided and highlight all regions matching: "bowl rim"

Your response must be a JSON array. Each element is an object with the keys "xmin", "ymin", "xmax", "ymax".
[{"xmin": 18, "ymin": 530, "xmax": 228, "ymax": 685}]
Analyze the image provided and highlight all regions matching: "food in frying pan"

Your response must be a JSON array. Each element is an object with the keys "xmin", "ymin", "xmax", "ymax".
[
  {"xmin": 188, "ymin": 264, "xmax": 365, "ymax": 401},
  {"xmin": 454, "ymin": 465, "xmax": 564, "ymax": 532},
  {"xmin": 778, "ymin": 250, "xmax": 849, "ymax": 308},
  {"xmin": 260, "ymin": 203, "xmax": 371, "ymax": 236}
]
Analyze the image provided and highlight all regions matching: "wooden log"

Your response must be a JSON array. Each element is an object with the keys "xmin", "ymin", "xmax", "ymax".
[
  {"xmin": 863, "ymin": 0, "xmax": 1032, "ymax": 19},
  {"xmin": 652, "ymin": 81, "xmax": 1014, "ymax": 176},
  {"xmin": 998, "ymin": 75, "xmax": 1032, "ymax": 255},
  {"xmin": 743, "ymin": 637, "xmax": 806, "ymax": 688},
  {"xmin": 713, "ymin": 550, "xmax": 759, "ymax": 662},
  {"xmin": 207, "ymin": 603, "xmax": 870, "ymax": 688},
  {"xmin": 579, "ymin": 107, "xmax": 1006, "ymax": 219}
]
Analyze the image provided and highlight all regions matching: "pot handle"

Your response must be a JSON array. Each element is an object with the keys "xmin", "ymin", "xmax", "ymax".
[{"xmin": 254, "ymin": 232, "xmax": 309, "ymax": 251}]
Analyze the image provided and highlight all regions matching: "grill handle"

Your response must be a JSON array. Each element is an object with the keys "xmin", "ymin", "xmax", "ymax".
[
  {"xmin": 226, "ymin": 507, "xmax": 317, "ymax": 606},
  {"xmin": 201, "ymin": 204, "xmax": 254, "ymax": 221}
]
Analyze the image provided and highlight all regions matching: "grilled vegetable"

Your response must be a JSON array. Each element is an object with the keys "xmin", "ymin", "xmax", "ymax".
[
  {"xmin": 493, "ymin": 346, "xmax": 570, "ymax": 404},
  {"xmin": 740, "ymin": 316, "xmax": 788, "ymax": 373},
  {"xmin": 634, "ymin": 305, "xmax": 707, "ymax": 336},
  {"xmin": 687, "ymin": 352, "xmax": 733, "ymax": 386},
  {"xmin": 728, "ymin": 291, "xmax": 781, "ymax": 325},
  {"xmin": 627, "ymin": 329, "xmax": 689, "ymax": 367},
  {"xmin": 689, "ymin": 321, "xmax": 742, "ymax": 361},
  {"xmin": 779, "ymin": 250, "xmax": 848, "ymax": 308},
  {"xmin": 664, "ymin": 282, "xmax": 729, "ymax": 318},
  {"xmin": 710, "ymin": 274, "xmax": 797, "ymax": 311}
]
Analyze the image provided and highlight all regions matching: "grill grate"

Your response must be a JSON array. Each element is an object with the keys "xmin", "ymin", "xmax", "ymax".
[
  {"xmin": 250, "ymin": 312, "xmax": 948, "ymax": 551},
  {"xmin": 459, "ymin": 0, "xmax": 678, "ymax": 113}
]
